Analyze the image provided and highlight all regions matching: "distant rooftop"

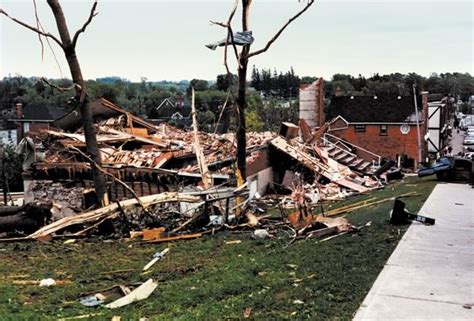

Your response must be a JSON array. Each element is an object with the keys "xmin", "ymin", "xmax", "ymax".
[{"xmin": 326, "ymin": 95, "xmax": 423, "ymax": 123}]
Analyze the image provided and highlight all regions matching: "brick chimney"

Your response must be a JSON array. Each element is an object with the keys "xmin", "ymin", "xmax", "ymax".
[{"xmin": 421, "ymin": 91, "xmax": 429, "ymax": 122}]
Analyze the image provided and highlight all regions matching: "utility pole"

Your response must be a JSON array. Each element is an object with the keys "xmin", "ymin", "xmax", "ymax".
[{"xmin": 413, "ymin": 84, "xmax": 423, "ymax": 166}]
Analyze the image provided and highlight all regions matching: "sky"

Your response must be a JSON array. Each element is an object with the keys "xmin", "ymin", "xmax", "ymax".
[{"xmin": 0, "ymin": 0, "xmax": 473, "ymax": 82}]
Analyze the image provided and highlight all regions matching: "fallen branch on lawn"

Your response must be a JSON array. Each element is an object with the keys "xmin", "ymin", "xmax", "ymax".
[{"xmin": 28, "ymin": 192, "xmax": 201, "ymax": 240}]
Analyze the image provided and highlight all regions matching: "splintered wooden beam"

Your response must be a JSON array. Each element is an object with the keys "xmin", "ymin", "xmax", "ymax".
[
  {"xmin": 191, "ymin": 88, "xmax": 213, "ymax": 189},
  {"xmin": 28, "ymin": 192, "xmax": 201, "ymax": 240}
]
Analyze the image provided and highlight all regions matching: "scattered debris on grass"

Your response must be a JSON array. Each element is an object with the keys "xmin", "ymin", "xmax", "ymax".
[{"xmin": 38, "ymin": 278, "xmax": 56, "ymax": 287}]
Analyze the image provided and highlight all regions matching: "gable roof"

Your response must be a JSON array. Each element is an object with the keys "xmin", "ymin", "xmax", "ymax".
[
  {"xmin": 326, "ymin": 96, "xmax": 423, "ymax": 123},
  {"xmin": 147, "ymin": 96, "xmax": 192, "ymax": 119},
  {"xmin": 21, "ymin": 103, "xmax": 70, "ymax": 121}
]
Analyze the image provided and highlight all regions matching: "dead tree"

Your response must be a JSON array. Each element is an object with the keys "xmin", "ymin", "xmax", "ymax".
[
  {"xmin": 1, "ymin": 0, "xmax": 109, "ymax": 207},
  {"xmin": 211, "ymin": 0, "xmax": 315, "ymax": 180}
]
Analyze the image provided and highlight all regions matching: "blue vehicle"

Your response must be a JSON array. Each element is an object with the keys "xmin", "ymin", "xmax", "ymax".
[{"xmin": 418, "ymin": 157, "xmax": 453, "ymax": 177}]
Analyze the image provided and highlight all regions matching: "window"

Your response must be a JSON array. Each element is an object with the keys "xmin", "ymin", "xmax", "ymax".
[
  {"xmin": 354, "ymin": 125, "xmax": 366, "ymax": 132},
  {"xmin": 380, "ymin": 125, "xmax": 388, "ymax": 136}
]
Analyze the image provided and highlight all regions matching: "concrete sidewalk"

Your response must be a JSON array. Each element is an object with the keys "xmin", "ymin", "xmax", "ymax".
[{"xmin": 353, "ymin": 183, "xmax": 474, "ymax": 321}]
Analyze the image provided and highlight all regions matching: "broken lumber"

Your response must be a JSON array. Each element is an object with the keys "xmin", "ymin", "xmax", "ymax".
[
  {"xmin": 143, "ymin": 248, "xmax": 169, "ymax": 271},
  {"xmin": 270, "ymin": 136, "xmax": 369, "ymax": 193},
  {"xmin": 105, "ymin": 278, "xmax": 158, "ymax": 309},
  {"xmin": 191, "ymin": 88, "xmax": 212, "ymax": 189},
  {"xmin": 325, "ymin": 197, "xmax": 377, "ymax": 213},
  {"xmin": 28, "ymin": 192, "xmax": 201, "ymax": 240},
  {"xmin": 143, "ymin": 232, "xmax": 203, "ymax": 244},
  {"xmin": 325, "ymin": 192, "xmax": 418, "ymax": 217},
  {"xmin": 305, "ymin": 226, "xmax": 338, "ymax": 239}
]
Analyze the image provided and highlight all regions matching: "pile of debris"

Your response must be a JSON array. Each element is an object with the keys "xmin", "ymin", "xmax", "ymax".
[{"xmin": 2, "ymin": 98, "xmax": 400, "ymax": 243}]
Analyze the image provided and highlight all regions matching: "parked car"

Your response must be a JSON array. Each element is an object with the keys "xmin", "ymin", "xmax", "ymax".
[
  {"xmin": 418, "ymin": 156, "xmax": 472, "ymax": 181},
  {"xmin": 418, "ymin": 157, "xmax": 453, "ymax": 177}
]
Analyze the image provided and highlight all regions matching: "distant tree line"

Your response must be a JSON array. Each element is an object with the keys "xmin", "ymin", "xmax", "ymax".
[
  {"xmin": 326, "ymin": 72, "xmax": 473, "ymax": 100},
  {"xmin": 250, "ymin": 66, "xmax": 300, "ymax": 98},
  {"xmin": 1, "ymin": 71, "xmax": 472, "ymax": 134}
]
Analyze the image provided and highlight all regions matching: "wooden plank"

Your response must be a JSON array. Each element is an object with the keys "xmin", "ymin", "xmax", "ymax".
[
  {"xmin": 105, "ymin": 279, "xmax": 158, "ymax": 309},
  {"xmin": 190, "ymin": 88, "xmax": 212, "ymax": 189},
  {"xmin": 28, "ymin": 192, "xmax": 202, "ymax": 239},
  {"xmin": 144, "ymin": 232, "xmax": 203, "ymax": 244}
]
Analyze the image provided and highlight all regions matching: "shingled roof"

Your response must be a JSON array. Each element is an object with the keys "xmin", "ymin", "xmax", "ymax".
[
  {"xmin": 22, "ymin": 103, "xmax": 69, "ymax": 121},
  {"xmin": 326, "ymin": 96, "xmax": 423, "ymax": 123}
]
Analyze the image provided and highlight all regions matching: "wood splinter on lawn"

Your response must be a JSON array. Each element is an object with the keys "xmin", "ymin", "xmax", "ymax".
[
  {"xmin": 105, "ymin": 279, "xmax": 158, "ymax": 309},
  {"xmin": 143, "ymin": 248, "xmax": 170, "ymax": 271}
]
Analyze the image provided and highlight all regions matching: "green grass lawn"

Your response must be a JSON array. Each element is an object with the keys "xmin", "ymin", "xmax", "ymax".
[{"xmin": 0, "ymin": 176, "xmax": 437, "ymax": 320}]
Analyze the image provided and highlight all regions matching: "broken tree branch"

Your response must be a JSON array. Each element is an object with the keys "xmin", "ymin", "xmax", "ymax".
[
  {"xmin": 210, "ymin": 0, "xmax": 240, "ymax": 72},
  {"xmin": 71, "ymin": 0, "xmax": 98, "ymax": 48},
  {"xmin": 32, "ymin": 0, "xmax": 45, "ymax": 60},
  {"xmin": 0, "ymin": 8, "xmax": 64, "ymax": 48},
  {"xmin": 41, "ymin": 77, "xmax": 79, "ymax": 91},
  {"xmin": 247, "ymin": 0, "xmax": 315, "ymax": 59}
]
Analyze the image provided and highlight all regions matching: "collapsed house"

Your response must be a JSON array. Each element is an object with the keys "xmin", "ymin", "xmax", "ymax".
[{"xmin": 6, "ymin": 98, "xmax": 395, "ymax": 241}]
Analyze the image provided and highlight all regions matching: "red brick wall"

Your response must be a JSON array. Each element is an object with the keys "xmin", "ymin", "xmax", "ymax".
[{"xmin": 331, "ymin": 123, "xmax": 425, "ymax": 161}]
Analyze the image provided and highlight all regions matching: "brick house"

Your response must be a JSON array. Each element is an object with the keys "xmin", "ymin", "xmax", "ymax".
[{"xmin": 325, "ymin": 93, "xmax": 428, "ymax": 167}]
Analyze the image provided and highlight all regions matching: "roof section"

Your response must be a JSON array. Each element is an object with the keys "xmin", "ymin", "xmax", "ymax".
[
  {"xmin": 22, "ymin": 103, "xmax": 69, "ymax": 121},
  {"xmin": 54, "ymin": 98, "xmax": 159, "ymax": 132},
  {"xmin": 326, "ymin": 96, "xmax": 422, "ymax": 123}
]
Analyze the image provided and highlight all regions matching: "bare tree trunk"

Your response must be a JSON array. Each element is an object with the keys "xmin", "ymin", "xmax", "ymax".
[
  {"xmin": 236, "ymin": 0, "xmax": 253, "ymax": 181},
  {"xmin": 236, "ymin": 59, "xmax": 248, "ymax": 180},
  {"xmin": 47, "ymin": 0, "xmax": 108, "ymax": 206}
]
